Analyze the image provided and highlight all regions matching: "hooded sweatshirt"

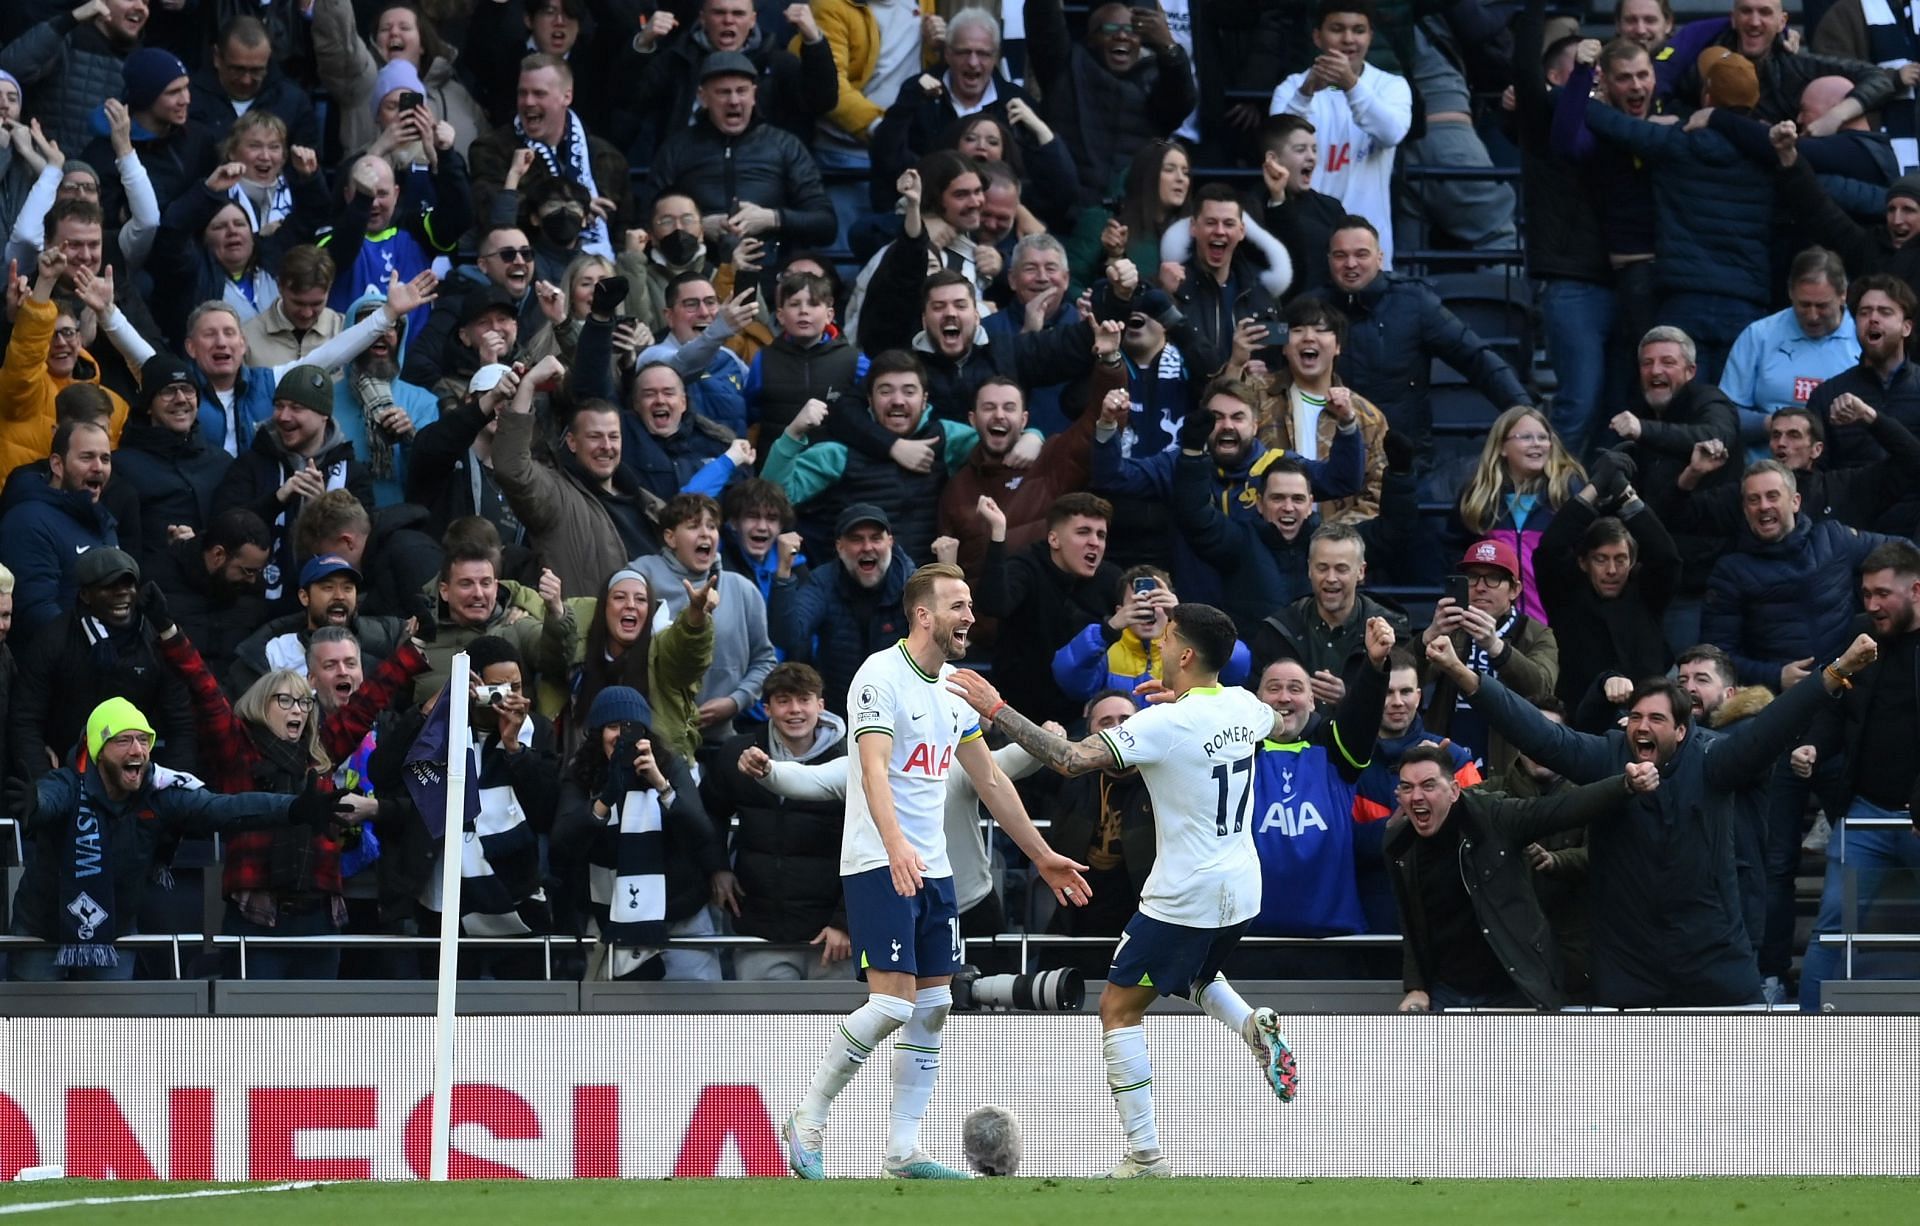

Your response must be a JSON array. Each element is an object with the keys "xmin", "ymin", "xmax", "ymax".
[{"xmin": 632, "ymin": 550, "xmax": 778, "ymax": 732}]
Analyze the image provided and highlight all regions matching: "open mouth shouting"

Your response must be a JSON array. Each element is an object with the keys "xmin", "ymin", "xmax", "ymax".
[
  {"xmin": 1628, "ymin": 730, "xmax": 1662, "ymax": 764},
  {"xmin": 320, "ymin": 599, "xmax": 353, "ymax": 626}
]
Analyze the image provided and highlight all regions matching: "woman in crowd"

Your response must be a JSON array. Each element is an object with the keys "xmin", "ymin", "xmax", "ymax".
[
  {"xmin": 1062, "ymin": 139, "xmax": 1193, "ymax": 296},
  {"xmin": 562, "ymin": 568, "xmax": 714, "ymax": 761},
  {"xmin": 553, "ymin": 685, "xmax": 734, "ymax": 981},
  {"xmin": 1451, "ymin": 405, "xmax": 1588, "ymax": 623}
]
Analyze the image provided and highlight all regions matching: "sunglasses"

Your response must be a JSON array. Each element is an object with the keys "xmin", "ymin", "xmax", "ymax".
[{"xmin": 486, "ymin": 246, "xmax": 536, "ymax": 263}]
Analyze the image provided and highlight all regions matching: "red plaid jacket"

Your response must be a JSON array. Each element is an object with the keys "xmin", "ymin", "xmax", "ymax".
[{"xmin": 157, "ymin": 632, "xmax": 429, "ymax": 899}]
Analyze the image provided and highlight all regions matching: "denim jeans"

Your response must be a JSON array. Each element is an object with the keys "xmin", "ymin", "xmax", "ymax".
[
  {"xmin": 1797, "ymin": 799, "xmax": 1920, "ymax": 1011},
  {"xmin": 7, "ymin": 915, "xmax": 136, "ymax": 981},
  {"xmin": 224, "ymin": 901, "xmax": 342, "ymax": 981},
  {"xmin": 1538, "ymin": 278, "xmax": 1618, "ymax": 460}
]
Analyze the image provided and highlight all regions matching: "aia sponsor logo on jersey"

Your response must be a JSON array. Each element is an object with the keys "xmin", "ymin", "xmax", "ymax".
[
  {"xmin": 902, "ymin": 743, "xmax": 953, "ymax": 776},
  {"xmin": 1325, "ymin": 143, "xmax": 1352, "ymax": 173}
]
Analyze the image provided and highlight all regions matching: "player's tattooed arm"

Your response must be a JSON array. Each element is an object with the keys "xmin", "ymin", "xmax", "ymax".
[
  {"xmin": 993, "ymin": 705, "xmax": 1120, "ymax": 777},
  {"xmin": 946, "ymin": 669, "xmax": 1117, "ymax": 776}
]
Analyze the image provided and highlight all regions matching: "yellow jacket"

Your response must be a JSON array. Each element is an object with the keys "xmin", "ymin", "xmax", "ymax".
[
  {"xmin": 802, "ymin": 0, "xmax": 940, "ymax": 139},
  {"xmin": 0, "ymin": 298, "xmax": 131, "ymax": 486}
]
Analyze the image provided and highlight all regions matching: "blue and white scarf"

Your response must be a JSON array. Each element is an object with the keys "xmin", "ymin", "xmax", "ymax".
[{"xmin": 513, "ymin": 108, "xmax": 612, "ymax": 259}]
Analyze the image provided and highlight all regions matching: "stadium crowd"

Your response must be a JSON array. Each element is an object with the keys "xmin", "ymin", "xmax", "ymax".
[{"xmin": 0, "ymin": 0, "xmax": 1915, "ymax": 1013}]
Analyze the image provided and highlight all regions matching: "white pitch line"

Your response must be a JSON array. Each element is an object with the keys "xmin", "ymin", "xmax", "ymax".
[{"xmin": 0, "ymin": 1181, "xmax": 331, "ymax": 1216}]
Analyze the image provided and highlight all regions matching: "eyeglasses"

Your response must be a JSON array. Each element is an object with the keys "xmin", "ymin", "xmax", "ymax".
[
  {"xmin": 270, "ymin": 693, "xmax": 316, "ymax": 712},
  {"xmin": 1465, "ymin": 573, "xmax": 1510, "ymax": 589},
  {"xmin": 485, "ymin": 246, "xmax": 536, "ymax": 263},
  {"xmin": 52, "ymin": 326, "xmax": 81, "ymax": 341},
  {"xmin": 1506, "ymin": 432, "xmax": 1552, "ymax": 445}
]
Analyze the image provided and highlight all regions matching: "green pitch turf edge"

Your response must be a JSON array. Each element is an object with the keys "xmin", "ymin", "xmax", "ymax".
[{"xmin": 0, "ymin": 1178, "xmax": 1914, "ymax": 1224}]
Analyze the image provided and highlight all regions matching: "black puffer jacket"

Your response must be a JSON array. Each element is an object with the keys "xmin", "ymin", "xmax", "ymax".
[
  {"xmin": 643, "ymin": 114, "xmax": 837, "ymax": 257},
  {"xmin": 700, "ymin": 719, "xmax": 849, "ymax": 943},
  {"xmin": 0, "ymin": 16, "xmax": 130, "ymax": 153},
  {"xmin": 152, "ymin": 536, "xmax": 268, "ymax": 689},
  {"xmin": 111, "ymin": 418, "xmax": 234, "ymax": 571},
  {"xmin": 9, "ymin": 610, "xmax": 197, "ymax": 781},
  {"xmin": 768, "ymin": 554, "xmax": 915, "ymax": 718},
  {"xmin": 1511, "ymin": 0, "xmax": 1610, "ymax": 286},
  {"xmin": 977, "ymin": 539, "xmax": 1123, "ymax": 727},
  {"xmin": 614, "ymin": 22, "xmax": 838, "ymax": 150},
  {"xmin": 1536, "ymin": 497, "xmax": 1680, "ymax": 725},
  {"xmin": 211, "ymin": 423, "xmax": 375, "ymax": 610},
  {"xmin": 1309, "ymin": 272, "xmax": 1531, "ymax": 450}
]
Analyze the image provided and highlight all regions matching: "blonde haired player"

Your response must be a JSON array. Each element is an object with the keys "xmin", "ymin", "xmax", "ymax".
[
  {"xmin": 783, "ymin": 561, "xmax": 1092, "ymax": 1180},
  {"xmin": 949, "ymin": 603, "xmax": 1396, "ymax": 1177}
]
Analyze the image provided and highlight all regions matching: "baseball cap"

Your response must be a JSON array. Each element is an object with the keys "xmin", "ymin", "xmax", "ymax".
[
  {"xmin": 1696, "ymin": 46, "xmax": 1760, "ymax": 111},
  {"xmin": 298, "ymin": 554, "xmax": 362, "ymax": 588},
  {"xmin": 835, "ymin": 503, "xmax": 892, "ymax": 538},
  {"xmin": 469, "ymin": 363, "xmax": 515, "ymax": 396},
  {"xmin": 700, "ymin": 51, "xmax": 758, "ymax": 84},
  {"xmin": 75, "ymin": 547, "xmax": 140, "ymax": 589},
  {"xmin": 273, "ymin": 365, "xmax": 333, "ymax": 417},
  {"xmin": 1460, "ymin": 538, "xmax": 1522, "ymax": 582}
]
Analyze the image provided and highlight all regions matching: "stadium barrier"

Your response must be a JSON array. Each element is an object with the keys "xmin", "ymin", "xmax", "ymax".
[{"xmin": 3, "ymin": 1014, "xmax": 1916, "ymax": 1180}]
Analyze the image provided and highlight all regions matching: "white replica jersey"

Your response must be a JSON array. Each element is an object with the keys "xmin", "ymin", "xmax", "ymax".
[
  {"xmin": 1269, "ymin": 64, "xmax": 1414, "ymax": 268},
  {"xmin": 1098, "ymin": 685, "xmax": 1272, "ymax": 928},
  {"xmin": 841, "ymin": 641, "xmax": 982, "ymax": 878}
]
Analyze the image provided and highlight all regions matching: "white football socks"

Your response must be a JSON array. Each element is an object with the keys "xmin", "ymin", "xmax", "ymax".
[
  {"xmin": 1195, "ymin": 974, "xmax": 1256, "ymax": 1049},
  {"xmin": 1103, "ymin": 1025, "xmax": 1159, "ymax": 1160},
  {"xmin": 887, "ymin": 984, "xmax": 952, "ymax": 1161},
  {"xmin": 797, "ymin": 993, "xmax": 915, "ymax": 1130}
]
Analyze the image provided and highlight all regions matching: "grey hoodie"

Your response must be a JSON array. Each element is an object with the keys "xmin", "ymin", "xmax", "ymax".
[{"xmin": 633, "ymin": 549, "xmax": 777, "ymax": 731}]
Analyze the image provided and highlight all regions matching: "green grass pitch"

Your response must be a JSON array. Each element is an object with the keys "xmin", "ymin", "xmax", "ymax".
[{"xmin": 0, "ymin": 1178, "xmax": 1914, "ymax": 1224}]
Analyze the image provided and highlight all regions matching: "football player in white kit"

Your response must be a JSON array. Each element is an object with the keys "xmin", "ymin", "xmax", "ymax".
[
  {"xmin": 950, "ymin": 603, "xmax": 1398, "ymax": 1177},
  {"xmin": 784, "ymin": 562, "xmax": 1093, "ymax": 1180}
]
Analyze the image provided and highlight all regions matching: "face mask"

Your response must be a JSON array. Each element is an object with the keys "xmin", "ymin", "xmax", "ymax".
[
  {"xmin": 655, "ymin": 229, "xmax": 701, "ymax": 269},
  {"xmin": 539, "ymin": 211, "xmax": 584, "ymax": 247}
]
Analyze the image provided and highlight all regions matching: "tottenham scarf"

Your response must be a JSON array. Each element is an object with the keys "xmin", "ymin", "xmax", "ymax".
[
  {"xmin": 403, "ymin": 700, "xmax": 542, "ymax": 936},
  {"xmin": 587, "ymin": 786, "xmax": 667, "ymax": 977},
  {"xmin": 55, "ymin": 790, "xmax": 117, "ymax": 967},
  {"xmin": 351, "ymin": 369, "xmax": 400, "ymax": 482},
  {"xmin": 229, "ymin": 176, "xmax": 293, "ymax": 234},
  {"xmin": 513, "ymin": 109, "xmax": 612, "ymax": 259}
]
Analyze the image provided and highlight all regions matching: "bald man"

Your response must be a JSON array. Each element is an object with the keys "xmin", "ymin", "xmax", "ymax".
[{"xmin": 1701, "ymin": 76, "xmax": 1899, "ymax": 189}]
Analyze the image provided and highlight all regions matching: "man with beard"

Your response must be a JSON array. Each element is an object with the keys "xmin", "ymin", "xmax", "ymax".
[
  {"xmin": 469, "ymin": 55, "xmax": 630, "ymax": 259},
  {"xmin": 936, "ymin": 352, "xmax": 1115, "ymax": 584},
  {"xmin": 1249, "ymin": 523, "xmax": 1409, "ymax": 704},
  {"xmin": 1307, "ymin": 217, "xmax": 1530, "ymax": 454},
  {"xmin": 493, "ymin": 356, "xmax": 659, "ymax": 595},
  {"xmin": 1795, "ymin": 541, "xmax": 1920, "ymax": 1008},
  {"xmin": 229, "ymin": 553, "xmax": 407, "ymax": 695},
  {"xmin": 0, "ymin": 420, "xmax": 120, "ymax": 640},
  {"xmin": 212, "ymin": 365, "xmax": 374, "ymax": 610},
  {"xmin": 1427, "ymin": 629, "xmax": 1877, "ymax": 1007},
  {"xmin": 1607, "ymin": 324, "xmax": 1741, "ymax": 648},
  {"xmin": 403, "ymin": 226, "xmax": 550, "ymax": 390},
  {"xmin": 770, "ymin": 504, "xmax": 914, "ymax": 718},
  {"xmin": 643, "ymin": 54, "xmax": 836, "ymax": 271},
  {"xmin": 331, "ymin": 292, "xmax": 439, "ymax": 508},
  {"xmin": 110, "ymin": 355, "xmax": 237, "ymax": 569},
  {"xmin": 967, "ymin": 491, "xmax": 1121, "ymax": 727},
  {"xmin": 1806, "ymin": 275, "xmax": 1920, "ymax": 530},
  {"xmin": 767, "ymin": 357, "xmax": 971, "ymax": 568},
  {"xmin": 1776, "ymin": 128, "xmax": 1920, "ymax": 303},
  {"xmin": 615, "ymin": 0, "xmax": 836, "ymax": 149},
  {"xmin": 1702, "ymin": 459, "xmax": 1903, "ymax": 689},
  {"xmin": 1171, "ymin": 449, "xmax": 1316, "ymax": 640},
  {"xmin": 1096, "ymin": 378, "xmax": 1362, "ymax": 613},
  {"xmin": 783, "ymin": 562, "xmax": 1088, "ymax": 1181},
  {"xmin": 0, "ymin": 0, "xmax": 149, "ymax": 153},
  {"xmin": 8, "ymin": 548, "xmax": 195, "ymax": 780},
  {"xmin": 152, "ymin": 506, "xmax": 270, "ymax": 687},
  {"xmin": 5, "ymin": 695, "xmax": 353, "ymax": 980},
  {"xmin": 1386, "ymin": 744, "xmax": 1659, "ymax": 1012},
  {"xmin": 1422, "ymin": 538, "xmax": 1562, "ymax": 777}
]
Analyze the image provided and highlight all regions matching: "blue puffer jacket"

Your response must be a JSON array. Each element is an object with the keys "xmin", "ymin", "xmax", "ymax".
[
  {"xmin": 1702, "ymin": 516, "xmax": 1899, "ymax": 688},
  {"xmin": 1581, "ymin": 104, "xmax": 1774, "ymax": 309},
  {"xmin": 1307, "ymin": 272, "xmax": 1531, "ymax": 450},
  {"xmin": 0, "ymin": 479, "xmax": 119, "ymax": 641}
]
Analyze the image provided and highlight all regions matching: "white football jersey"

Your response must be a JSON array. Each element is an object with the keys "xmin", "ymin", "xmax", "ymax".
[
  {"xmin": 1098, "ymin": 685, "xmax": 1272, "ymax": 928},
  {"xmin": 841, "ymin": 641, "xmax": 982, "ymax": 878}
]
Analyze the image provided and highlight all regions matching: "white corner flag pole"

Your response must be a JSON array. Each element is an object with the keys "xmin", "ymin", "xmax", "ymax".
[{"xmin": 429, "ymin": 651, "xmax": 472, "ymax": 1183}]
